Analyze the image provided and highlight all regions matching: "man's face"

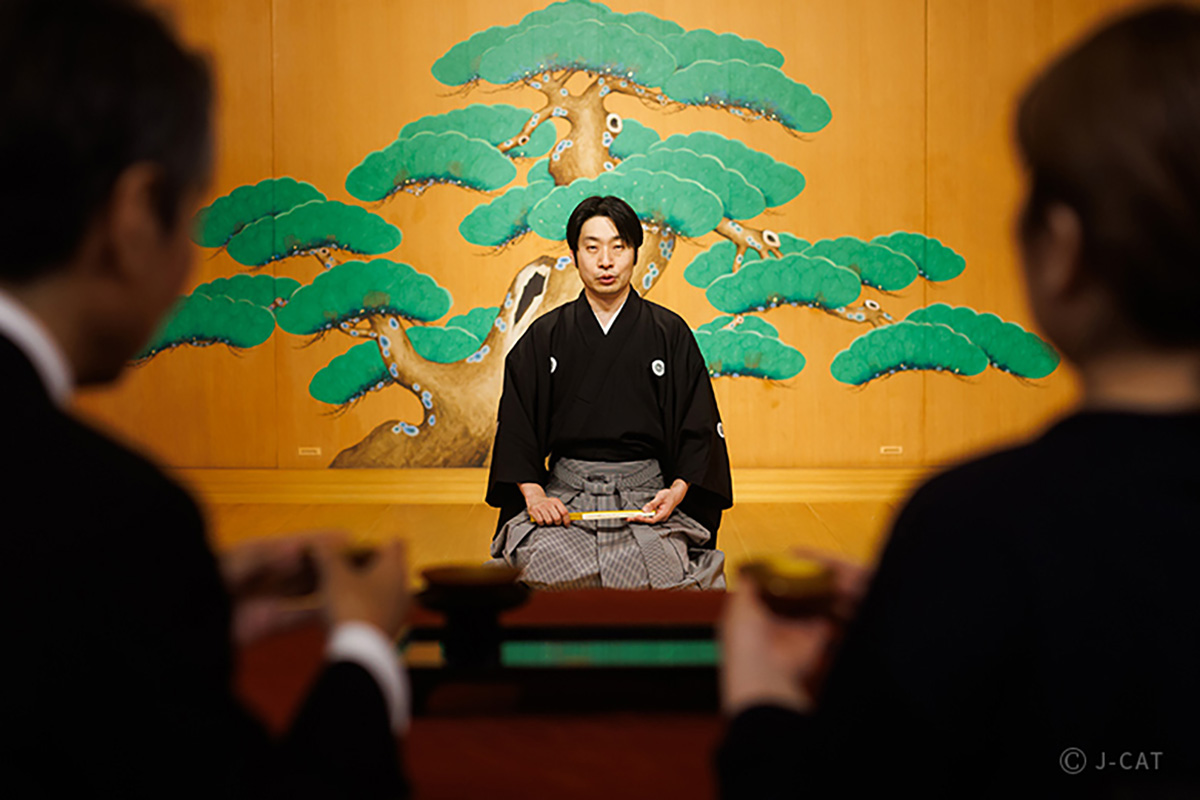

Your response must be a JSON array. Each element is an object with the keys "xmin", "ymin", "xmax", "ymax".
[{"xmin": 574, "ymin": 215, "xmax": 635, "ymax": 300}]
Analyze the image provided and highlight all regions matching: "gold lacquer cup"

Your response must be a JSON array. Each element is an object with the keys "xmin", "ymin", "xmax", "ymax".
[{"xmin": 739, "ymin": 555, "xmax": 837, "ymax": 619}]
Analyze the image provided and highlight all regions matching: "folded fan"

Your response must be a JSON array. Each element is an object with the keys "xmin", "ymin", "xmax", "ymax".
[{"xmin": 529, "ymin": 509, "xmax": 655, "ymax": 521}]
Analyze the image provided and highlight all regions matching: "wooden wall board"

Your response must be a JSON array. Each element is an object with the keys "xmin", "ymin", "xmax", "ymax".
[
  {"xmin": 74, "ymin": 0, "xmax": 281, "ymax": 468},
  {"xmin": 69, "ymin": 0, "xmax": 1144, "ymax": 472},
  {"xmin": 920, "ymin": 0, "xmax": 1138, "ymax": 463},
  {"xmin": 175, "ymin": 467, "xmax": 935, "ymax": 505},
  {"xmin": 206, "ymin": 500, "xmax": 897, "ymax": 592}
]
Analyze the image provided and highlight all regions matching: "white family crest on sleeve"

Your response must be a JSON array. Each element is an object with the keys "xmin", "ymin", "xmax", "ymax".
[
  {"xmin": 651, "ymin": 358, "xmax": 665, "ymax": 377},
  {"xmin": 550, "ymin": 356, "xmax": 558, "ymax": 374},
  {"xmin": 717, "ymin": 422, "xmax": 725, "ymax": 439}
]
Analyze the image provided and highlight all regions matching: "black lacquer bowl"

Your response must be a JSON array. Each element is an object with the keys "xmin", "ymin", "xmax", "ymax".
[{"xmin": 415, "ymin": 564, "xmax": 531, "ymax": 669}]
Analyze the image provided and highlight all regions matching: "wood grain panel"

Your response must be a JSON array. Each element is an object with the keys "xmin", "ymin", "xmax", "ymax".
[
  {"xmin": 175, "ymin": 467, "xmax": 933, "ymax": 505},
  {"xmin": 807, "ymin": 501, "xmax": 898, "ymax": 563},
  {"xmin": 73, "ymin": 0, "xmax": 280, "ymax": 468},
  {"xmin": 206, "ymin": 500, "xmax": 897, "ymax": 592},
  {"xmin": 922, "ymin": 0, "xmax": 1139, "ymax": 464},
  {"xmin": 66, "ymin": 0, "xmax": 1146, "ymax": 473}
]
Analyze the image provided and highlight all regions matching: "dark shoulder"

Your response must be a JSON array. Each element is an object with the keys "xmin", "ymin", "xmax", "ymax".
[
  {"xmin": 507, "ymin": 302, "xmax": 569, "ymax": 360},
  {"xmin": 640, "ymin": 296, "xmax": 690, "ymax": 330},
  {"xmin": 640, "ymin": 297, "xmax": 696, "ymax": 346},
  {"xmin": 894, "ymin": 430, "xmax": 1063, "ymax": 545},
  {"xmin": 24, "ymin": 404, "xmax": 203, "ymax": 537}
]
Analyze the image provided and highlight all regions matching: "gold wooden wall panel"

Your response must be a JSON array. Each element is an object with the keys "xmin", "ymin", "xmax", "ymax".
[
  {"xmin": 73, "ymin": 0, "xmax": 280, "ymax": 467},
  {"xmin": 72, "ymin": 0, "xmax": 1145, "ymax": 473},
  {"xmin": 922, "ymin": 0, "xmax": 1124, "ymax": 464}
]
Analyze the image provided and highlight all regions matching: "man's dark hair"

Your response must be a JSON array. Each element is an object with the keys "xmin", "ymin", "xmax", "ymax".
[
  {"xmin": 1016, "ymin": 2, "xmax": 1200, "ymax": 346},
  {"xmin": 565, "ymin": 195, "xmax": 644, "ymax": 263},
  {"xmin": 0, "ymin": 0, "xmax": 213, "ymax": 283}
]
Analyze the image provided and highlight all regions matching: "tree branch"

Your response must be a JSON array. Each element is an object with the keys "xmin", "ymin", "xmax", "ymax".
[
  {"xmin": 366, "ymin": 316, "xmax": 439, "ymax": 432},
  {"xmin": 497, "ymin": 99, "xmax": 557, "ymax": 155},
  {"xmin": 715, "ymin": 218, "xmax": 783, "ymax": 269},
  {"xmin": 523, "ymin": 71, "xmax": 570, "ymax": 102},
  {"xmin": 822, "ymin": 302, "xmax": 895, "ymax": 327},
  {"xmin": 331, "ymin": 317, "xmax": 380, "ymax": 341},
  {"xmin": 604, "ymin": 79, "xmax": 663, "ymax": 102}
]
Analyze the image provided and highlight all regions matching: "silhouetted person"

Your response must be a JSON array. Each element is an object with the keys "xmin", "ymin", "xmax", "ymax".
[
  {"xmin": 718, "ymin": 4, "xmax": 1200, "ymax": 797},
  {"xmin": 0, "ymin": 2, "xmax": 410, "ymax": 796}
]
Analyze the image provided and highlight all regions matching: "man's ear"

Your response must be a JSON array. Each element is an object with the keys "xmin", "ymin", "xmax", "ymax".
[
  {"xmin": 100, "ymin": 163, "xmax": 167, "ymax": 285},
  {"xmin": 1028, "ymin": 202, "xmax": 1084, "ymax": 301}
]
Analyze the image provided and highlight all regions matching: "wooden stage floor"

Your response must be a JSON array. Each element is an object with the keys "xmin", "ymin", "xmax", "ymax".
[{"xmin": 204, "ymin": 500, "xmax": 900, "ymax": 589}]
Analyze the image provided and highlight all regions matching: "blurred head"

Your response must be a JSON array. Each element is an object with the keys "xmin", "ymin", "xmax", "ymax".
[
  {"xmin": 0, "ymin": 0, "xmax": 213, "ymax": 384},
  {"xmin": 1015, "ymin": 3, "xmax": 1200, "ymax": 363},
  {"xmin": 566, "ymin": 196, "xmax": 643, "ymax": 302}
]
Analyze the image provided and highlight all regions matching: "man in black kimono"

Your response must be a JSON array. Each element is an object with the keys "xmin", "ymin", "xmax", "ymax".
[{"xmin": 486, "ymin": 196, "xmax": 731, "ymax": 590}]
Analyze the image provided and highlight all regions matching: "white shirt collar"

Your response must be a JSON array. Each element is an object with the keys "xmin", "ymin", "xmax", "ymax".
[
  {"xmin": 594, "ymin": 293, "xmax": 629, "ymax": 336},
  {"xmin": 0, "ymin": 288, "xmax": 74, "ymax": 406}
]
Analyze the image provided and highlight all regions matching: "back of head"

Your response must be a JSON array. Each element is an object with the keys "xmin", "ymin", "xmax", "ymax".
[
  {"xmin": 1016, "ymin": 3, "xmax": 1200, "ymax": 348},
  {"xmin": 0, "ymin": 0, "xmax": 212, "ymax": 284}
]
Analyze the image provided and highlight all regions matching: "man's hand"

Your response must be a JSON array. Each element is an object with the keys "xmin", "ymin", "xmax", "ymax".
[
  {"xmin": 720, "ymin": 550, "xmax": 876, "ymax": 718},
  {"xmin": 520, "ymin": 482, "xmax": 571, "ymax": 526},
  {"xmin": 220, "ymin": 535, "xmax": 323, "ymax": 646},
  {"xmin": 313, "ymin": 533, "xmax": 410, "ymax": 640},
  {"xmin": 642, "ymin": 479, "xmax": 688, "ymax": 524},
  {"xmin": 719, "ymin": 576, "xmax": 833, "ymax": 717}
]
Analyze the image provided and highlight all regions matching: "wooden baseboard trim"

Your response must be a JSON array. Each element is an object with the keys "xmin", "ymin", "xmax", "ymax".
[{"xmin": 170, "ymin": 467, "xmax": 934, "ymax": 505}]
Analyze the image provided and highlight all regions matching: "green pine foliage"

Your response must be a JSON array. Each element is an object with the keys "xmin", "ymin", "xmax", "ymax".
[
  {"xmin": 345, "ymin": 131, "xmax": 516, "ymax": 202},
  {"xmin": 705, "ymin": 253, "xmax": 862, "ymax": 314},
  {"xmin": 399, "ymin": 104, "xmax": 556, "ymax": 159},
  {"xmin": 527, "ymin": 169, "xmax": 724, "ymax": 240},
  {"xmin": 664, "ymin": 60, "xmax": 831, "ymax": 132},
  {"xmin": 695, "ymin": 327, "xmax": 805, "ymax": 379},
  {"xmin": 478, "ymin": 19, "xmax": 677, "ymax": 88},
  {"xmin": 609, "ymin": 119, "xmax": 661, "ymax": 161},
  {"xmin": 684, "ymin": 241, "xmax": 760, "ymax": 288},
  {"xmin": 695, "ymin": 314, "xmax": 779, "ymax": 337},
  {"xmin": 871, "ymin": 232, "xmax": 967, "ymax": 282},
  {"xmin": 192, "ymin": 274, "xmax": 300, "ymax": 308},
  {"xmin": 660, "ymin": 30, "xmax": 784, "ymax": 70},
  {"xmin": 191, "ymin": 177, "xmax": 325, "ymax": 248},
  {"xmin": 830, "ymin": 320, "xmax": 990, "ymax": 385},
  {"xmin": 226, "ymin": 200, "xmax": 401, "ymax": 267},
  {"xmin": 651, "ymin": 132, "xmax": 804, "ymax": 207},
  {"xmin": 906, "ymin": 303, "xmax": 1059, "ymax": 378},
  {"xmin": 459, "ymin": 183, "xmax": 555, "ymax": 246},
  {"xmin": 804, "ymin": 237, "xmax": 920, "ymax": 291},
  {"xmin": 135, "ymin": 294, "xmax": 276, "ymax": 360},
  {"xmin": 309, "ymin": 341, "xmax": 391, "ymax": 405},
  {"xmin": 618, "ymin": 149, "xmax": 766, "ymax": 220},
  {"xmin": 275, "ymin": 260, "xmax": 452, "ymax": 335}
]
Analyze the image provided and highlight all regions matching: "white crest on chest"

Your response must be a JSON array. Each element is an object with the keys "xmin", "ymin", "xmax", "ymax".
[
  {"xmin": 550, "ymin": 356, "xmax": 558, "ymax": 374},
  {"xmin": 651, "ymin": 358, "xmax": 665, "ymax": 377},
  {"xmin": 717, "ymin": 421, "xmax": 725, "ymax": 439}
]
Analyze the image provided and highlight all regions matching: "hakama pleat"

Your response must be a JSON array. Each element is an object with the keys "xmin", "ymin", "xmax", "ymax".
[{"xmin": 489, "ymin": 458, "xmax": 726, "ymax": 590}]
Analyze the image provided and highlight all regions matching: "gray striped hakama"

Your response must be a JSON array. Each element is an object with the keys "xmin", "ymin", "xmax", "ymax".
[{"xmin": 489, "ymin": 458, "xmax": 726, "ymax": 590}]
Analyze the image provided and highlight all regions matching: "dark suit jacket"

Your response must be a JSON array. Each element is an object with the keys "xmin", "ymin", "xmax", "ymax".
[
  {"xmin": 716, "ymin": 411, "xmax": 1200, "ymax": 798},
  {"xmin": 0, "ymin": 335, "xmax": 407, "ymax": 798}
]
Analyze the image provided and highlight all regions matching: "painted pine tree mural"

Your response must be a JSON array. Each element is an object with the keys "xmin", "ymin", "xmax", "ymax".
[{"xmin": 142, "ymin": 0, "xmax": 1059, "ymax": 467}]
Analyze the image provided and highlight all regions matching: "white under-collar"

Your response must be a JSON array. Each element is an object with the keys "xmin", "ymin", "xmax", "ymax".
[
  {"xmin": 0, "ymin": 288, "xmax": 73, "ymax": 406},
  {"xmin": 594, "ymin": 293, "xmax": 629, "ymax": 335}
]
